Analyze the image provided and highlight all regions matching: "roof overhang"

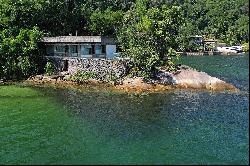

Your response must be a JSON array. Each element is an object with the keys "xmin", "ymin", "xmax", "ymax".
[{"xmin": 40, "ymin": 36, "xmax": 116, "ymax": 45}]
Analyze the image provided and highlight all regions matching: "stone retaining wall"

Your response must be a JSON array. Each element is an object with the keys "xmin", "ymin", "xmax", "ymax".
[{"xmin": 45, "ymin": 57, "xmax": 127, "ymax": 81}]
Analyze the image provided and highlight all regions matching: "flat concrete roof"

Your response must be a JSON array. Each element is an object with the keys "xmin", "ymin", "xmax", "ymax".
[{"xmin": 40, "ymin": 36, "xmax": 116, "ymax": 45}]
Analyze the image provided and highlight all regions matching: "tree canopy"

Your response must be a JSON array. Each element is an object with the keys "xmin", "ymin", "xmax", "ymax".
[{"xmin": 117, "ymin": 0, "xmax": 183, "ymax": 76}]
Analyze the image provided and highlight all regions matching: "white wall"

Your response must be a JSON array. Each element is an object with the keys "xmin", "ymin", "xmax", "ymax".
[{"xmin": 106, "ymin": 45, "xmax": 116, "ymax": 59}]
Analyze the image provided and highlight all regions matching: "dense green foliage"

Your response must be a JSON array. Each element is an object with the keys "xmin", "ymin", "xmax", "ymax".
[
  {"xmin": 69, "ymin": 70, "xmax": 96, "ymax": 83},
  {"xmin": 0, "ymin": 27, "xmax": 43, "ymax": 79},
  {"xmin": 0, "ymin": 0, "xmax": 249, "ymax": 79},
  {"xmin": 44, "ymin": 61, "xmax": 57, "ymax": 76},
  {"xmin": 242, "ymin": 42, "xmax": 249, "ymax": 52},
  {"xmin": 89, "ymin": 9, "xmax": 124, "ymax": 36},
  {"xmin": 117, "ymin": 0, "xmax": 183, "ymax": 75},
  {"xmin": 178, "ymin": 0, "xmax": 249, "ymax": 50}
]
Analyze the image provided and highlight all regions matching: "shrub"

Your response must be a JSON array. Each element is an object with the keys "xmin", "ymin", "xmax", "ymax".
[
  {"xmin": 44, "ymin": 61, "xmax": 56, "ymax": 76},
  {"xmin": 17, "ymin": 56, "xmax": 35, "ymax": 77},
  {"xmin": 127, "ymin": 66, "xmax": 150, "ymax": 79},
  {"xmin": 242, "ymin": 42, "xmax": 249, "ymax": 52},
  {"xmin": 70, "ymin": 70, "xmax": 96, "ymax": 83},
  {"xmin": 106, "ymin": 72, "xmax": 119, "ymax": 82}
]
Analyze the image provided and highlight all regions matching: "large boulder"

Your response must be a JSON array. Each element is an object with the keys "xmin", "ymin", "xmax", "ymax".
[
  {"xmin": 169, "ymin": 65, "xmax": 237, "ymax": 91},
  {"xmin": 118, "ymin": 65, "xmax": 238, "ymax": 92}
]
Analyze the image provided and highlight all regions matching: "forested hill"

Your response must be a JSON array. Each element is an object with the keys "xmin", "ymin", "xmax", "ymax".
[
  {"xmin": 0, "ymin": 0, "xmax": 249, "ymax": 80},
  {"xmin": 0, "ymin": 0, "xmax": 248, "ymax": 43}
]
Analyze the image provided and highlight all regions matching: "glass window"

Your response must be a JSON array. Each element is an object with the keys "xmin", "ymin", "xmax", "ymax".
[
  {"xmin": 46, "ymin": 46, "xmax": 54, "ymax": 56},
  {"xmin": 95, "ymin": 45, "xmax": 102, "ymax": 55},
  {"xmin": 70, "ymin": 45, "xmax": 78, "ymax": 53},
  {"xmin": 69, "ymin": 45, "xmax": 78, "ymax": 57},
  {"xmin": 81, "ymin": 45, "xmax": 92, "ymax": 55},
  {"xmin": 55, "ymin": 45, "xmax": 65, "ymax": 53}
]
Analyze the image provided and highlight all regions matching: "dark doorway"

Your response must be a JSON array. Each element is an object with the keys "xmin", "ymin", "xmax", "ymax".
[{"xmin": 63, "ymin": 60, "xmax": 69, "ymax": 71}]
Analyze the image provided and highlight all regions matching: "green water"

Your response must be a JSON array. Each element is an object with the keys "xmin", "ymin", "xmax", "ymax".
[{"xmin": 0, "ymin": 54, "xmax": 249, "ymax": 164}]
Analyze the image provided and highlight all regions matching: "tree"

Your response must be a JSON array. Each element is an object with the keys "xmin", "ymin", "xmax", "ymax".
[
  {"xmin": 117, "ymin": 0, "xmax": 183, "ymax": 77},
  {"xmin": 0, "ymin": 0, "xmax": 249, "ymax": 80},
  {"xmin": 89, "ymin": 9, "xmax": 123, "ymax": 36},
  {"xmin": 0, "ymin": 27, "xmax": 43, "ymax": 79},
  {"xmin": 178, "ymin": 0, "xmax": 249, "ymax": 46}
]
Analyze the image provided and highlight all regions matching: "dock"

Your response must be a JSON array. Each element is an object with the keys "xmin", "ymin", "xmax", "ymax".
[{"xmin": 176, "ymin": 51, "xmax": 223, "ymax": 56}]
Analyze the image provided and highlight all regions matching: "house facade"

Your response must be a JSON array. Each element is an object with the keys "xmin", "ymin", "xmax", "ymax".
[
  {"xmin": 41, "ymin": 36, "xmax": 117, "ymax": 59},
  {"xmin": 190, "ymin": 35, "xmax": 220, "ymax": 51},
  {"xmin": 190, "ymin": 35, "xmax": 203, "ymax": 45},
  {"xmin": 203, "ymin": 39, "xmax": 218, "ymax": 51}
]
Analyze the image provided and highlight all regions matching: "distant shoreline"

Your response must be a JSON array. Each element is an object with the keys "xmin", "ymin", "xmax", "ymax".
[{"xmin": 176, "ymin": 51, "xmax": 246, "ymax": 56}]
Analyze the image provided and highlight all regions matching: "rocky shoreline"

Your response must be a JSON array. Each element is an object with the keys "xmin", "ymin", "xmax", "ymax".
[{"xmin": 20, "ymin": 65, "xmax": 238, "ymax": 93}]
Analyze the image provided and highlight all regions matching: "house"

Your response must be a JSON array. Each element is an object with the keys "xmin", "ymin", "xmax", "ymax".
[
  {"xmin": 188, "ymin": 35, "xmax": 205, "ymax": 52},
  {"xmin": 189, "ymin": 35, "xmax": 221, "ymax": 51},
  {"xmin": 40, "ymin": 36, "xmax": 117, "ymax": 59},
  {"xmin": 203, "ymin": 39, "xmax": 218, "ymax": 51},
  {"xmin": 190, "ymin": 35, "xmax": 203, "ymax": 45}
]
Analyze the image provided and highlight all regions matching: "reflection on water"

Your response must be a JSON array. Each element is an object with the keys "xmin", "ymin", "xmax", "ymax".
[{"xmin": 0, "ymin": 54, "xmax": 249, "ymax": 164}]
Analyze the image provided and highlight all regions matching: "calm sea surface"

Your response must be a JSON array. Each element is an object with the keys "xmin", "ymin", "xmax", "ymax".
[{"xmin": 0, "ymin": 54, "xmax": 249, "ymax": 164}]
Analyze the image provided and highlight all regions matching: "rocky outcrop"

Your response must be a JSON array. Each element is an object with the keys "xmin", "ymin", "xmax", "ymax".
[
  {"xmin": 27, "ymin": 73, "xmax": 108, "ymax": 87},
  {"xmin": 115, "ymin": 65, "xmax": 238, "ymax": 92},
  {"xmin": 115, "ymin": 77, "xmax": 174, "ymax": 92},
  {"xmin": 172, "ymin": 66, "xmax": 237, "ymax": 91},
  {"xmin": 36, "ymin": 57, "xmax": 238, "ymax": 92},
  {"xmin": 27, "ymin": 74, "xmax": 66, "ymax": 84},
  {"xmin": 153, "ymin": 65, "xmax": 238, "ymax": 91},
  {"xmin": 115, "ymin": 77, "xmax": 154, "ymax": 92}
]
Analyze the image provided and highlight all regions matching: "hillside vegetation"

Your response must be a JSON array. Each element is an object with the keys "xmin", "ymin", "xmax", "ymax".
[{"xmin": 0, "ymin": 0, "xmax": 249, "ymax": 79}]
